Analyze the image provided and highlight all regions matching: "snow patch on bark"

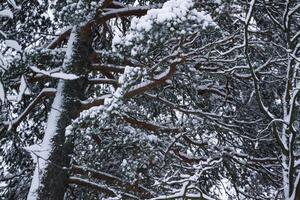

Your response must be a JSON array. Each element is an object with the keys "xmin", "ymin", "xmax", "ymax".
[
  {"xmin": 26, "ymin": 26, "xmax": 78, "ymax": 200},
  {"xmin": 26, "ymin": 80, "xmax": 64, "ymax": 200}
]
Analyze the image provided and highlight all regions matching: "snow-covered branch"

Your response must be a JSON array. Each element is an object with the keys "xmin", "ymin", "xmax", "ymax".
[{"xmin": 4, "ymin": 88, "xmax": 56, "ymax": 132}]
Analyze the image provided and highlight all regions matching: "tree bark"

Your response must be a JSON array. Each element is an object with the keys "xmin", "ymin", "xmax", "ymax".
[
  {"xmin": 27, "ymin": 27, "xmax": 90, "ymax": 200},
  {"xmin": 37, "ymin": 79, "xmax": 86, "ymax": 199}
]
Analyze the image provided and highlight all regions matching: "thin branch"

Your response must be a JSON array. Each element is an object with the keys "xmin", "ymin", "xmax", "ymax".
[
  {"xmin": 67, "ymin": 176, "xmax": 139, "ymax": 199},
  {"xmin": 70, "ymin": 165, "xmax": 153, "ymax": 196}
]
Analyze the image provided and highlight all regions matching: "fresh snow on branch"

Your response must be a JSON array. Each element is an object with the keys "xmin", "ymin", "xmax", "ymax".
[
  {"xmin": 0, "ymin": 9, "xmax": 13, "ymax": 19},
  {"xmin": 5, "ymin": 40, "xmax": 22, "ymax": 52},
  {"xmin": 112, "ymin": 0, "xmax": 215, "ymax": 57},
  {"xmin": 17, "ymin": 75, "xmax": 31, "ymax": 102},
  {"xmin": 0, "ymin": 81, "xmax": 5, "ymax": 103},
  {"xmin": 30, "ymin": 66, "xmax": 79, "ymax": 80}
]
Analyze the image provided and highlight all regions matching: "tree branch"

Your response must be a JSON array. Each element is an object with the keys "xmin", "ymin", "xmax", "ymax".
[{"xmin": 5, "ymin": 88, "xmax": 56, "ymax": 131}]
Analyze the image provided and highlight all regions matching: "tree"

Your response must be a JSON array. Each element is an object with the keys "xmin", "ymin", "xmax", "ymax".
[{"xmin": 2, "ymin": 0, "xmax": 300, "ymax": 199}]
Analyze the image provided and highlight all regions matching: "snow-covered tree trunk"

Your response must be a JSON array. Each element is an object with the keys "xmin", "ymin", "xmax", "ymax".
[
  {"xmin": 27, "ymin": 27, "xmax": 89, "ymax": 199},
  {"xmin": 244, "ymin": 1, "xmax": 300, "ymax": 199},
  {"xmin": 277, "ymin": 2, "xmax": 300, "ymax": 199}
]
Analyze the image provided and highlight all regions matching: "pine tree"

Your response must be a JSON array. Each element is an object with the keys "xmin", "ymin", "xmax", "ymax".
[{"xmin": 2, "ymin": 0, "xmax": 300, "ymax": 199}]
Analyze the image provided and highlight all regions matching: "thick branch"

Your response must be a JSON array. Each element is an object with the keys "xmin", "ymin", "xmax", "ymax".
[
  {"xmin": 123, "ymin": 115, "xmax": 179, "ymax": 133},
  {"xmin": 79, "ymin": 94, "xmax": 112, "ymax": 111},
  {"xmin": 67, "ymin": 176, "xmax": 117, "ymax": 196},
  {"xmin": 90, "ymin": 63, "xmax": 125, "ymax": 73},
  {"xmin": 125, "ymin": 58, "xmax": 182, "ymax": 98},
  {"xmin": 5, "ymin": 88, "xmax": 56, "ymax": 131},
  {"xmin": 67, "ymin": 177, "xmax": 139, "ymax": 199},
  {"xmin": 96, "ymin": 5, "xmax": 157, "ymax": 24},
  {"xmin": 46, "ymin": 28, "xmax": 72, "ymax": 49},
  {"xmin": 70, "ymin": 165, "xmax": 152, "ymax": 195}
]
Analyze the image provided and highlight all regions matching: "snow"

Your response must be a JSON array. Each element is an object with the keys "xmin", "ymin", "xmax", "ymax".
[
  {"xmin": 30, "ymin": 66, "xmax": 79, "ymax": 80},
  {"xmin": 132, "ymin": 0, "xmax": 193, "ymax": 29},
  {"xmin": 5, "ymin": 40, "xmax": 22, "ymax": 52},
  {"xmin": 154, "ymin": 66, "xmax": 171, "ymax": 80},
  {"xmin": 145, "ymin": 134, "xmax": 159, "ymax": 143},
  {"xmin": 0, "ymin": 81, "xmax": 5, "ymax": 103},
  {"xmin": 112, "ymin": 34, "xmax": 122, "ymax": 48},
  {"xmin": 112, "ymin": 0, "xmax": 216, "ymax": 58},
  {"xmin": 26, "ymin": 27, "xmax": 79, "ymax": 200},
  {"xmin": 245, "ymin": 0, "xmax": 256, "ymax": 24},
  {"xmin": 118, "ymin": 66, "xmax": 136, "ymax": 84},
  {"xmin": 51, "ymin": 72, "xmax": 78, "ymax": 80},
  {"xmin": 63, "ymin": 27, "xmax": 77, "ymax": 68},
  {"xmin": 7, "ymin": 0, "xmax": 21, "ymax": 10},
  {"xmin": 26, "ymin": 80, "xmax": 64, "ymax": 200},
  {"xmin": 121, "ymin": 159, "xmax": 128, "ymax": 167},
  {"xmin": 68, "ymin": 65, "xmax": 143, "ymax": 139},
  {"xmin": 17, "ymin": 75, "xmax": 31, "ymax": 102},
  {"xmin": 0, "ymin": 9, "xmax": 13, "ymax": 19},
  {"xmin": 23, "ymin": 144, "xmax": 43, "ymax": 164}
]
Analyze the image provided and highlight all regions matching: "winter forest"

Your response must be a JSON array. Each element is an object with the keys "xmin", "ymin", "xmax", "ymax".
[{"xmin": 1, "ymin": 0, "xmax": 300, "ymax": 199}]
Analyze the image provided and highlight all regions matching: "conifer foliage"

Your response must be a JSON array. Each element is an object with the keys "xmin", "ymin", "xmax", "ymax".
[{"xmin": 1, "ymin": 0, "xmax": 300, "ymax": 199}]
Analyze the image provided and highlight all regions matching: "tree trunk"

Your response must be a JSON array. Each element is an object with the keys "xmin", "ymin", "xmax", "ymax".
[
  {"xmin": 38, "ymin": 79, "xmax": 86, "ymax": 199},
  {"xmin": 27, "ymin": 26, "xmax": 90, "ymax": 200}
]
